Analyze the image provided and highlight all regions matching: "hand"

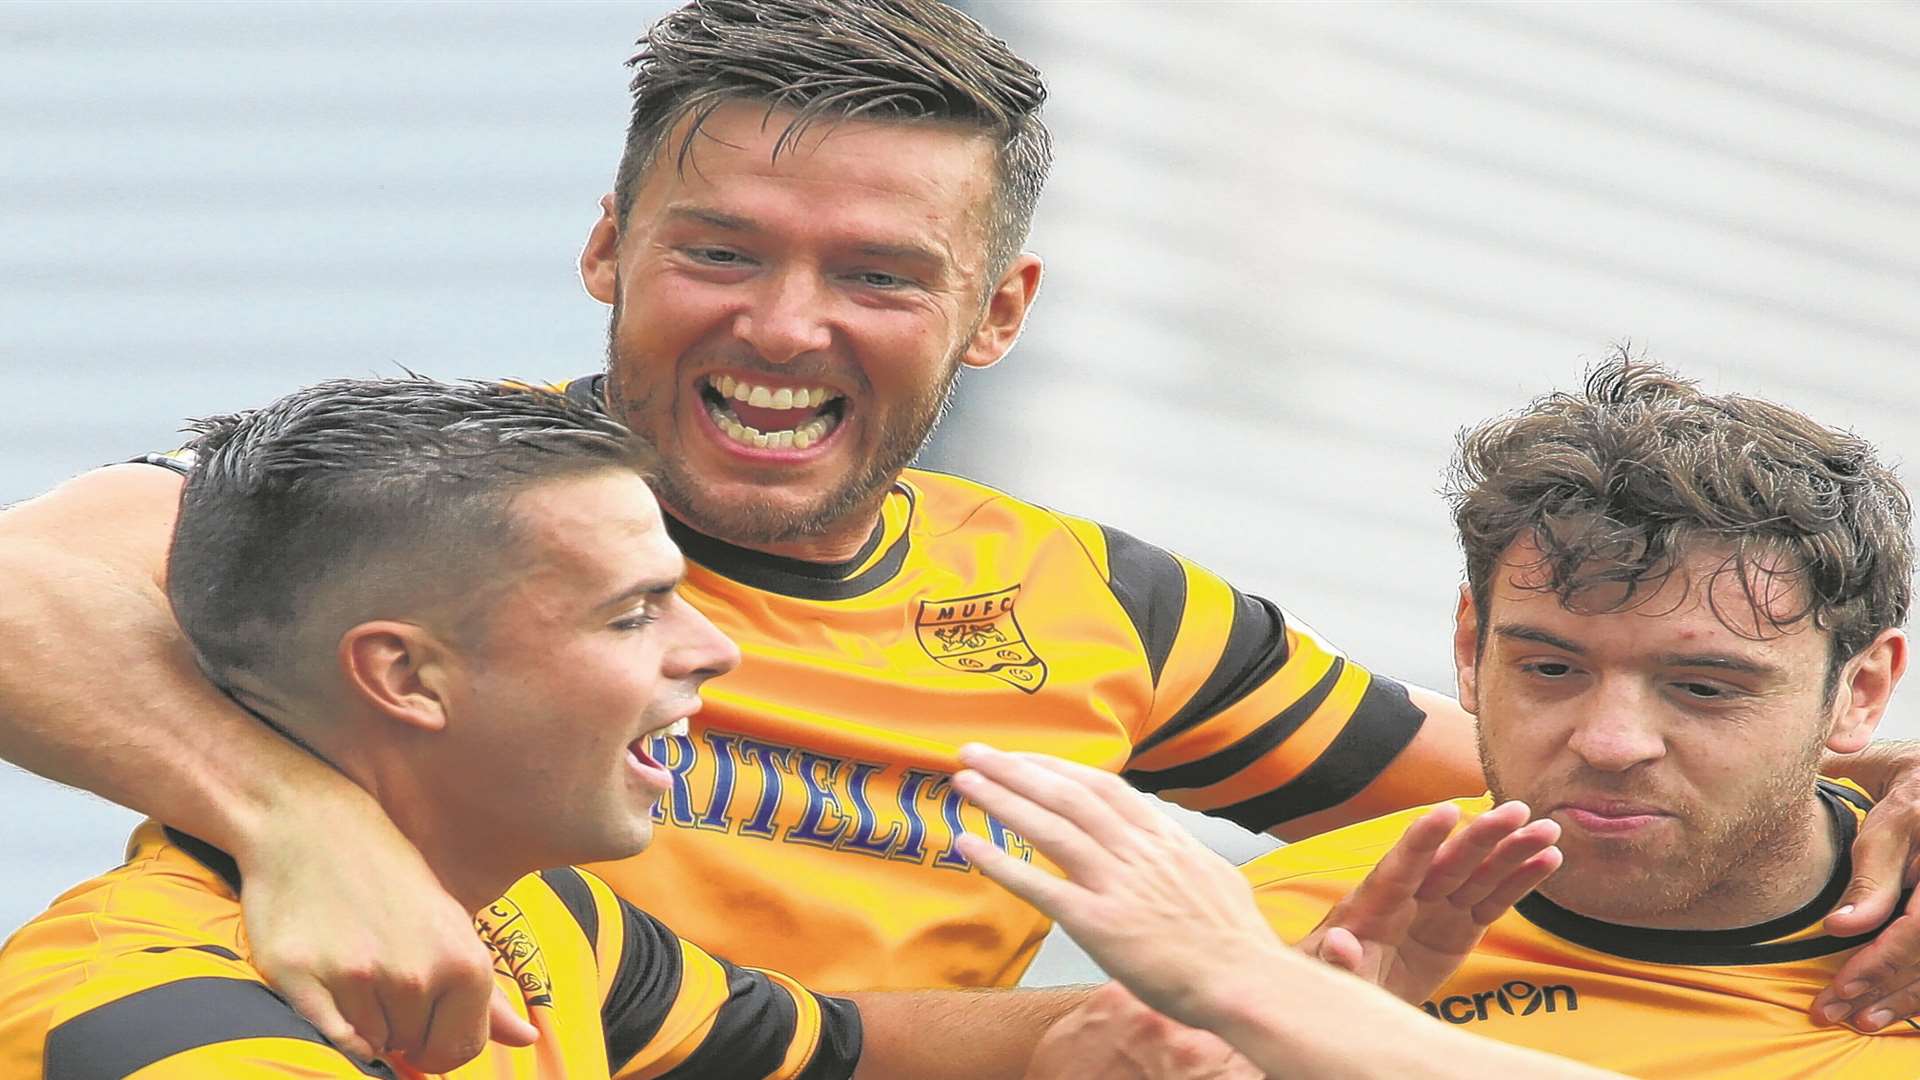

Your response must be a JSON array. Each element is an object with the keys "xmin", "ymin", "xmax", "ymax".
[
  {"xmin": 1817, "ymin": 750, "xmax": 1920, "ymax": 1033},
  {"xmin": 1023, "ymin": 983, "xmax": 1261, "ymax": 1080},
  {"xmin": 951, "ymin": 744, "xmax": 1291, "ymax": 1030},
  {"xmin": 237, "ymin": 789, "xmax": 539, "ymax": 1069},
  {"xmin": 1296, "ymin": 801, "xmax": 1561, "ymax": 1004}
]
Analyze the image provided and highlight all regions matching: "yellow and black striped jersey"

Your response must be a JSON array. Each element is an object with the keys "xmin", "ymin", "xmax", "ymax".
[
  {"xmin": 1243, "ymin": 782, "xmax": 1920, "ymax": 1079},
  {"xmin": 135, "ymin": 372, "xmax": 1428, "ymax": 990},
  {"xmin": 0, "ymin": 823, "xmax": 859, "ymax": 1080}
]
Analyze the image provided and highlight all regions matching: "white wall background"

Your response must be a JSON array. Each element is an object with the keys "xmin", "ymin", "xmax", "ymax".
[{"xmin": 3, "ymin": 1, "xmax": 1917, "ymax": 987}]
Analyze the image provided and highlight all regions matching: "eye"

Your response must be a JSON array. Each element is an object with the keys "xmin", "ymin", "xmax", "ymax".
[
  {"xmin": 1674, "ymin": 681, "xmax": 1725, "ymax": 699},
  {"xmin": 686, "ymin": 247, "xmax": 749, "ymax": 266},
  {"xmin": 1522, "ymin": 661, "xmax": 1575, "ymax": 678},
  {"xmin": 613, "ymin": 611, "xmax": 658, "ymax": 631},
  {"xmin": 851, "ymin": 270, "xmax": 908, "ymax": 289}
]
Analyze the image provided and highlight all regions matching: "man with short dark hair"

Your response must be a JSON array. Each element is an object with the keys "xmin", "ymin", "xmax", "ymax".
[
  {"xmin": 1224, "ymin": 362, "xmax": 1920, "ymax": 1075},
  {"xmin": 5, "ymin": 1, "xmax": 1920, "ymax": 1068}
]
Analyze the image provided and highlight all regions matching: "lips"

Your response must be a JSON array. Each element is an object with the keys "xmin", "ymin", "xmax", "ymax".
[{"xmin": 1552, "ymin": 800, "xmax": 1672, "ymax": 836}]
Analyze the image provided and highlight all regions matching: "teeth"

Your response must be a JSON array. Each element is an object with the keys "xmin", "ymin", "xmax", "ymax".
[
  {"xmin": 665, "ymin": 717, "xmax": 689, "ymax": 738},
  {"xmin": 706, "ymin": 385, "xmax": 842, "ymax": 451},
  {"xmin": 709, "ymin": 377, "xmax": 834, "ymax": 412}
]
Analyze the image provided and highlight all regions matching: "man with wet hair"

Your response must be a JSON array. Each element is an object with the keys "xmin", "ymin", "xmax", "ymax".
[{"xmin": 6, "ymin": 0, "xmax": 1920, "ymax": 1066}]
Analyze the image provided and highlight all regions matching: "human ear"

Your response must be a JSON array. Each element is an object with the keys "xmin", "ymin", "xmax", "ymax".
[
  {"xmin": 337, "ymin": 621, "xmax": 457, "ymax": 735},
  {"xmin": 579, "ymin": 193, "xmax": 621, "ymax": 306},
  {"xmin": 959, "ymin": 254, "xmax": 1043, "ymax": 371},
  {"xmin": 1452, "ymin": 585, "xmax": 1483, "ymax": 714},
  {"xmin": 1826, "ymin": 628, "xmax": 1907, "ymax": 754}
]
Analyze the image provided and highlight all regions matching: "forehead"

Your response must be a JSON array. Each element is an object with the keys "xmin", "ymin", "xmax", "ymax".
[
  {"xmin": 1487, "ymin": 534, "xmax": 1825, "ymax": 660},
  {"xmin": 503, "ymin": 470, "xmax": 676, "ymax": 588},
  {"xmin": 632, "ymin": 101, "xmax": 997, "ymax": 243}
]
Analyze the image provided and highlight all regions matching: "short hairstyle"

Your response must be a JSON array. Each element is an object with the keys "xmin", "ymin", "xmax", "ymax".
[
  {"xmin": 614, "ymin": 0, "xmax": 1051, "ymax": 276},
  {"xmin": 166, "ymin": 378, "xmax": 654, "ymax": 690},
  {"xmin": 1445, "ymin": 354, "xmax": 1912, "ymax": 689}
]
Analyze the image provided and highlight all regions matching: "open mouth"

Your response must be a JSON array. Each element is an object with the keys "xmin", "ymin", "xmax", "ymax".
[
  {"xmin": 699, "ymin": 374, "xmax": 847, "ymax": 451},
  {"xmin": 626, "ymin": 717, "xmax": 688, "ymax": 780}
]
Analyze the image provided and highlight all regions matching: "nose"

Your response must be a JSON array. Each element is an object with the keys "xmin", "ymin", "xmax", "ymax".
[
  {"xmin": 665, "ymin": 596, "xmax": 743, "ymax": 684},
  {"xmin": 1565, "ymin": 677, "xmax": 1666, "ymax": 773},
  {"xmin": 735, "ymin": 265, "xmax": 833, "ymax": 364}
]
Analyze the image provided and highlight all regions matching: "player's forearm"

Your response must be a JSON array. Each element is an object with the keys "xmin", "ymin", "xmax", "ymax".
[
  {"xmin": 1194, "ymin": 945, "xmax": 1619, "ymax": 1080},
  {"xmin": 1822, "ymin": 739, "xmax": 1920, "ymax": 801},
  {"xmin": 0, "ymin": 532, "xmax": 360, "ymax": 857},
  {"xmin": 846, "ymin": 986, "xmax": 1092, "ymax": 1080}
]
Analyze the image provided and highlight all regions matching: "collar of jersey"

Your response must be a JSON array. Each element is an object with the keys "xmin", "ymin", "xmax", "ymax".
[
  {"xmin": 568, "ymin": 372, "xmax": 916, "ymax": 601},
  {"xmin": 1513, "ymin": 781, "xmax": 1905, "ymax": 966},
  {"xmin": 162, "ymin": 825, "xmax": 244, "ymax": 895}
]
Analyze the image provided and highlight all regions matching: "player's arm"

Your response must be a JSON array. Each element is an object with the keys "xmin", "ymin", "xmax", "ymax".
[
  {"xmin": 1090, "ymin": 523, "xmax": 1480, "ymax": 840},
  {"xmin": 574, "ymin": 868, "xmax": 1077, "ymax": 1080},
  {"xmin": 0, "ymin": 464, "xmax": 514, "ymax": 1070},
  {"xmin": 951, "ymin": 745, "xmax": 1622, "ymax": 1080}
]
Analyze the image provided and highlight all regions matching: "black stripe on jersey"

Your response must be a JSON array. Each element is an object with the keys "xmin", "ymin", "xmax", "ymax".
[
  {"xmin": 1133, "ymin": 591, "xmax": 1292, "ymax": 757},
  {"xmin": 1097, "ymin": 525, "xmax": 1187, "ymax": 686},
  {"xmin": 663, "ymin": 485, "xmax": 915, "ymax": 601},
  {"xmin": 1516, "ymin": 785, "xmax": 1908, "ymax": 966},
  {"xmin": 656, "ymin": 959, "xmax": 797, "ymax": 1080},
  {"xmin": 539, "ymin": 867, "xmax": 600, "ymax": 948},
  {"xmin": 139, "ymin": 944, "xmax": 243, "ymax": 962},
  {"xmin": 796, "ymin": 994, "xmax": 863, "ymax": 1080},
  {"xmin": 45, "ymin": 976, "xmax": 395, "ymax": 1080},
  {"xmin": 162, "ymin": 827, "xmax": 242, "ymax": 894},
  {"xmin": 1820, "ymin": 777, "xmax": 1873, "ymax": 815},
  {"xmin": 1126, "ymin": 658, "xmax": 1346, "ymax": 794},
  {"xmin": 603, "ymin": 899, "xmax": 687, "ymax": 1074},
  {"xmin": 1213, "ymin": 673, "xmax": 1424, "ymax": 832},
  {"xmin": 566, "ymin": 373, "xmax": 609, "ymax": 410}
]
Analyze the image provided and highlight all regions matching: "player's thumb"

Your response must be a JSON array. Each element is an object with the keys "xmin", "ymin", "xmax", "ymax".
[
  {"xmin": 1828, "ymin": 824, "xmax": 1905, "ymax": 935},
  {"xmin": 488, "ymin": 987, "xmax": 539, "ymax": 1047}
]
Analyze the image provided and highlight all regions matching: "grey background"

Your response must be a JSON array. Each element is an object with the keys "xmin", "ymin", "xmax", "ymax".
[{"xmin": 4, "ymin": 1, "xmax": 1918, "ymax": 987}]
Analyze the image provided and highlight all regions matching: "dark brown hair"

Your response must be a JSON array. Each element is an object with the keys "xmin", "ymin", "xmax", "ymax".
[
  {"xmin": 614, "ymin": 0, "xmax": 1050, "ymax": 275},
  {"xmin": 1445, "ymin": 353, "xmax": 1912, "ymax": 688},
  {"xmin": 167, "ymin": 378, "xmax": 654, "ymax": 685}
]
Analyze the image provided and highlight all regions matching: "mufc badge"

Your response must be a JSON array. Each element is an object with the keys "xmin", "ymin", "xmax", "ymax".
[{"xmin": 915, "ymin": 585, "xmax": 1048, "ymax": 693}]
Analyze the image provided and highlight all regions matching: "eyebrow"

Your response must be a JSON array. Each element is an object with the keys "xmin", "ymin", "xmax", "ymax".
[
  {"xmin": 597, "ymin": 564, "xmax": 685, "ymax": 613},
  {"xmin": 1493, "ymin": 624, "xmax": 1782, "ymax": 678},
  {"xmin": 662, "ymin": 204, "xmax": 949, "ymax": 268}
]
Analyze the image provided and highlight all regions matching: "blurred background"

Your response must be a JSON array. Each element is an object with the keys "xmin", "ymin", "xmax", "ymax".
[{"xmin": 4, "ymin": 1, "xmax": 1918, "ymax": 985}]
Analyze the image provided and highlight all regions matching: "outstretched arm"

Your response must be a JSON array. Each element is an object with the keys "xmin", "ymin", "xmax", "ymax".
[
  {"xmin": 0, "ymin": 464, "xmax": 523, "ymax": 1069},
  {"xmin": 951, "ymin": 745, "xmax": 1621, "ymax": 1080}
]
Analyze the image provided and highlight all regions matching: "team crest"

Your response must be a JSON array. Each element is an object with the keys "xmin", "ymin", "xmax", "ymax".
[
  {"xmin": 916, "ymin": 585, "xmax": 1048, "ymax": 693},
  {"xmin": 475, "ymin": 897, "xmax": 554, "ymax": 1009}
]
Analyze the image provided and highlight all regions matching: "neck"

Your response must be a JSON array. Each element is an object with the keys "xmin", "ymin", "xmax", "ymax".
[
  {"xmin": 354, "ymin": 756, "xmax": 522, "ymax": 915},
  {"xmin": 1556, "ymin": 788, "xmax": 1839, "ymax": 932},
  {"xmin": 666, "ymin": 490, "xmax": 891, "ymax": 566}
]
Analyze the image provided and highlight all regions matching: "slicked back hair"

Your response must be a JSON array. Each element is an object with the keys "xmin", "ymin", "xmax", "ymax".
[
  {"xmin": 1445, "ymin": 353, "xmax": 1913, "ymax": 696},
  {"xmin": 166, "ymin": 378, "xmax": 655, "ymax": 691},
  {"xmin": 614, "ymin": 0, "xmax": 1051, "ymax": 276}
]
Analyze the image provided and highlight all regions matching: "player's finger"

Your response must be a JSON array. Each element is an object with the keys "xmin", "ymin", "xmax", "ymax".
[
  {"xmin": 401, "ymin": 970, "xmax": 499, "ymax": 1072},
  {"xmin": 955, "ymin": 832, "xmax": 1088, "ymax": 920},
  {"xmin": 1332, "ymin": 804, "xmax": 1460, "ymax": 924},
  {"xmin": 1411, "ymin": 801, "xmax": 1531, "ymax": 902},
  {"xmin": 1007, "ymin": 750, "xmax": 1172, "ymax": 835},
  {"xmin": 488, "ymin": 986, "xmax": 539, "ymax": 1048},
  {"xmin": 1816, "ymin": 912, "xmax": 1920, "ymax": 1025},
  {"xmin": 1837, "ymin": 973, "xmax": 1920, "ymax": 1034},
  {"xmin": 956, "ymin": 747, "xmax": 1149, "ymax": 858},
  {"xmin": 1826, "ymin": 813, "xmax": 1911, "ymax": 936},
  {"xmin": 1445, "ymin": 818, "xmax": 1561, "ymax": 909},
  {"xmin": 280, "ymin": 974, "xmax": 383, "ymax": 1064},
  {"xmin": 375, "ymin": 980, "xmax": 438, "ymax": 1071},
  {"xmin": 951, "ymin": 768, "xmax": 1111, "ymax": 884},
  {"xmin": 1313, "ymin": 926, "xmax": 1366, "ymax": 976},
  {"xmin": 1468, "ymin": 847, "xmax": 1562, "ymax": 926}
]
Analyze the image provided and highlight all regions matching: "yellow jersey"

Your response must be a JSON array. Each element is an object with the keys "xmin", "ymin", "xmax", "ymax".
[
  {"xmin": 0, "ymin": 823, "xmax": 858, "ymax": 1079},
  {"xmin": 1243, "ymin": 781, "xmax": 1920, "ymax": 1079},
  {"xmin": 138, "ymin": 373, "xmax": 1430, "ymax": 990}
]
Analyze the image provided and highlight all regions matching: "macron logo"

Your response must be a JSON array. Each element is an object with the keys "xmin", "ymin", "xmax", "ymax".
[{"xmin": 1421, "ymin": 980, "xmax": 1579, "ymax": 1025}]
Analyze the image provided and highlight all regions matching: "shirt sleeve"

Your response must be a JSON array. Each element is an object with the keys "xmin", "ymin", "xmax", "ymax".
[
  {"xmin": 546, "ymin": 869, "xmax": 861, "ymax": 1080},
  {"xmin": 1088, "ymin": 521, "xmax": 1427, "ymax": 832}
]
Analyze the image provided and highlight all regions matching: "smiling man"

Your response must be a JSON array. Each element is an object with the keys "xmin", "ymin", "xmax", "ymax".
[
  {"xmin": 1240, "ymin": 361, "xmax": 1920, "ymax": 1077},
  {"xmin": 7, "ymin": 0, "xmax": 1920, "ymax": 1070}
]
